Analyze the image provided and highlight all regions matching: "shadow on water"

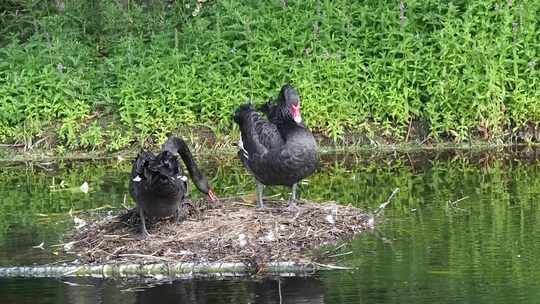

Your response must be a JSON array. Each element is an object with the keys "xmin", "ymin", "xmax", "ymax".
[
  {"xmin": 1, "ymin": 146, "xmax": 540, "ymax": 303},
  {"xmin": 1, "ymin": 276, "xmax": 323, "ymax": 304}
]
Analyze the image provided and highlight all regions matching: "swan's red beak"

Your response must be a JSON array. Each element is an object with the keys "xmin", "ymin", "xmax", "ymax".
[
  {"xmin": 207, "ymin": 189, "xmax": 219, "ymax": 203},
  {"xmin": 291, "ymin": 103, "xmax": 302, "ymax": 124}
]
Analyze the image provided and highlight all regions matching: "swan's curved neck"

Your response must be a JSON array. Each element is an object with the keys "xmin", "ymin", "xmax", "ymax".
[{"xmin": 163, "ymin": 137, "xmax": 208, "ymax": 194}]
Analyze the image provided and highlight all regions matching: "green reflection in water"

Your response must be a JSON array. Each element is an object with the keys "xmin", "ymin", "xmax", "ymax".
[{"xmin": 319, "ymin": 151, "xmax": 540, "ymax": 304}]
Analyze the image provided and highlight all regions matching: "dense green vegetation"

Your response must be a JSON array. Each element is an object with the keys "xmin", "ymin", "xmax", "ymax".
[{"xmin": 0, "ymin": 0, "xmax": 539, "ymax": 151}]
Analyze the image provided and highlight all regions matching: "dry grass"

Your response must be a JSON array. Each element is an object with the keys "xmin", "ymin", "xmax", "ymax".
[{"xmin": 68, "ymin": 199, "xmax": 372, "ymax": 267}]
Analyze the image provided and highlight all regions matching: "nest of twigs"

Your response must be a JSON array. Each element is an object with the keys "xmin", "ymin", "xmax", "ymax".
[{"xmin": 67, "ymin": 199, "xmax": 373, "ymax": 266}]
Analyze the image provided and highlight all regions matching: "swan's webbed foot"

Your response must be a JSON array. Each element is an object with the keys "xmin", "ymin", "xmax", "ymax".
[
  {"xmin": 286, "ymin": 201, "xmax": 300, "ymax": 213},
  {"xmin": 136, "ymin": 229, "xmax": 151, "ymax": 240}
]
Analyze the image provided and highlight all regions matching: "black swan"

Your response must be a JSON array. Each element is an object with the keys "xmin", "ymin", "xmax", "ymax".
[
  {"xmin": 129, "ymin": 136, "xmax": 218, "ymax": 239},
  {"xmin": 233, "ymin": 84, "xmax": 318, "ymax": 208}
]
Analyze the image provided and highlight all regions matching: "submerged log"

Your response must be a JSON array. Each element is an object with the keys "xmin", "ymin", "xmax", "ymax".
[{"xmin": 0, "ymin": 261, "xmax": 328, "ymax": 279}]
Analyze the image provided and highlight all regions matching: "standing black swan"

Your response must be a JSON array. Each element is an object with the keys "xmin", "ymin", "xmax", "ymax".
[
  {"xmin": 233, "ymin": 84, "xmax": 318, "ymax": 209},
  {"xmin": 129, "ymin": 136, "xmax": 218, "ymax": 239}
]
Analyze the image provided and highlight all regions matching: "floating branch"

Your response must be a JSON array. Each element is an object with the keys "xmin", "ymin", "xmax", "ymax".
[
  {"xmin": 0, "ymin": 261, "xmax": 341, "ymax": 279},
  {"xmin": 374, "ymin": 188, "xmax": 400, "ymax": 216}
]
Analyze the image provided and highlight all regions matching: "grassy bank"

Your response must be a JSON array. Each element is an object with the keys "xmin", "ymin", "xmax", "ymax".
[{"xmin": 0, "ymin": 0, "xmax": 539, "ymax": 152}]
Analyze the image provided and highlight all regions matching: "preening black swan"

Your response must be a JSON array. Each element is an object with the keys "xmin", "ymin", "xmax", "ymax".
[
  {"xmin": 233, "ymin": 84, "xmax": 318, "ymax": 208},
  {"xmin": 129, "ymin": 136, "xmax": 218, "ymax": 239}
]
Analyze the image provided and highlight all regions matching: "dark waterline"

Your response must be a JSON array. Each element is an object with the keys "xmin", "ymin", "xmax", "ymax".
[{"xmin": 1, "ymin": 148, "xmax": 540, "ymax": 303}]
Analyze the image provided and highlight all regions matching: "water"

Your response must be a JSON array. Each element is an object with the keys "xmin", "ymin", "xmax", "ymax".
[{"xmin": 1, "ymin": 148, "xmax": 540, "ymax": 303}]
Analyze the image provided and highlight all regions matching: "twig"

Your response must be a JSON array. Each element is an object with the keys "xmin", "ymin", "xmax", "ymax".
[
  {"xmin": 405, "ymin": 118, "xmax": 412, "ymax": 142},
  {"xmin": 0, "ymin": 143, "xmax": 25, "ymax": 148},
  {"xmin": 327, "ymin": 251, "xmax": 353, "ymax": 258},
  {"xmin": 41, "ymin": 259, "xmax": 76, "ymax": 266},
  {"xmin": 278, "ymin": 279, "xmax": 283, "ymax": 304},
  {"xmin": 291, "ymin": 210, "xmax": 301, "ymax": 222},
  {"xmin": 28, "ymin": 136, "xmax": 48, "ymax": 150},
  {"xmin": 109, "ymin": 246, "xmax": 127, "ymax": 257},
  {"xmin": 304, "ymin": 227, "xmax": 311, "ymax": 237},
  {"xmin": 311, "ymin": 262, "xmax": 354, "ymax": 270},
  {"xmin": 232, "ymin": 202, "xmax": 256, "ymax": 207},
  {"xmin": 448, "ymin": 196, "xmax": 469, "ymax": 208},
  {"xmin": 164, "ymin": 225, "xmax": 225, "ymax": 243},
  {"xmin": 32, "ymin": 242, "xmax": 45, "ymax": 250},
  {"xmin": 323, "ymin": 243, "xmax": 347, "ymax": 255},
  {"xmin": 62, "ymin": 281, "xmax": 94, "ymax": 287},
  {"xmin": 118, "ymin": 254, "xmax": 175, "ymax": 262},
  {"xmin": 34, "ymin": 163, "xmax": 54, "ymax": 171},
  {"xmin": 50, "ymin": 240, "xmax": 81, "ymax": 248},
  {"xmin": 374, "ymin": 188, "xmax": 400, "ymax": 216},
  {"xmin": 446, "ymin": 196, "xmax": 469, "ymax": 213},
  {"xmin": 88, "ymin": 240, "xmax": 105, "ymax": 253},
  {"xmin": 313, "ymin": 228, "xmax": 325, "ymax": 236},
  {"xmin": 103, "ymin": 234, "xmax": 131, "ymax": 239}
]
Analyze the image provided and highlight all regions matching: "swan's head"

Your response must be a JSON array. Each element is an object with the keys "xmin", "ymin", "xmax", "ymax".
[
  {"xmin": 162, "ymin": 136, "xmax": 183, "ymax": 156},
  {"xmin": 195, "ymin": 175, "xmax": 219, "ymax": 203},
  {"xmin": 279, "ymin": 84, "xmax": 302, "ymax": 124}
]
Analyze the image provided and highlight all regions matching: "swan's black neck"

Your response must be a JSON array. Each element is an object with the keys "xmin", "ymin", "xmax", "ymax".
[
  {"xmin": 260, "ymin": 85, "xmax": 304, "ymax": 133},
  {"xmin": 162, "ymin": 136, "xmax": 210, "ymax": 194}
]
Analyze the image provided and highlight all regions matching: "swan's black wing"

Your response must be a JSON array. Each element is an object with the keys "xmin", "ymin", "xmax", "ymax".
[
  {"xmin": 257, "ymin": 99, "xmax": 277, "ymax": 118},
  {"xmin": 129, "ymin": 151, "xmax": 155, "ymax": 202},
  {"xmin": 131, "ymin": 151, "xmax": 155, "ymax": 180},
  {"xmin": 234, "ymin": 104, "xmax": 284, "ymax": 163},
  {"xmin": 151, "ymin": 151, "xmax": 180, "ymax": 177}
]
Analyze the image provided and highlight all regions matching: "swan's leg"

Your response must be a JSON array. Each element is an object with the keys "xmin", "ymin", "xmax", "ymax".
[
  {"xmin": 288, "ymin": 183, "xmax": 299, "ymax": 210},
  {"xmin": 137, "ymin": 207, "xmax": 151, "ymax": 240},
  {"xmin": 175, "ymin": 204, "xmax": 186, "ymax": 223},
  {"xmin": 256, "ymin": 180, "xmax": 265, "ymax": 208}
]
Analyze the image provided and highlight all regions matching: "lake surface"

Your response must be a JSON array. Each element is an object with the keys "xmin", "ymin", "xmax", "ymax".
[{"xmin": 1, "ymin": 148, "xmax": 540, "ymax": 303}]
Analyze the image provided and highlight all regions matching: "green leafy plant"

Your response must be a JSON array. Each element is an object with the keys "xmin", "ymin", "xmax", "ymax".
[{"xmin": 0, "ymin": 0, "xmax": 538, "ymax": 151}]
